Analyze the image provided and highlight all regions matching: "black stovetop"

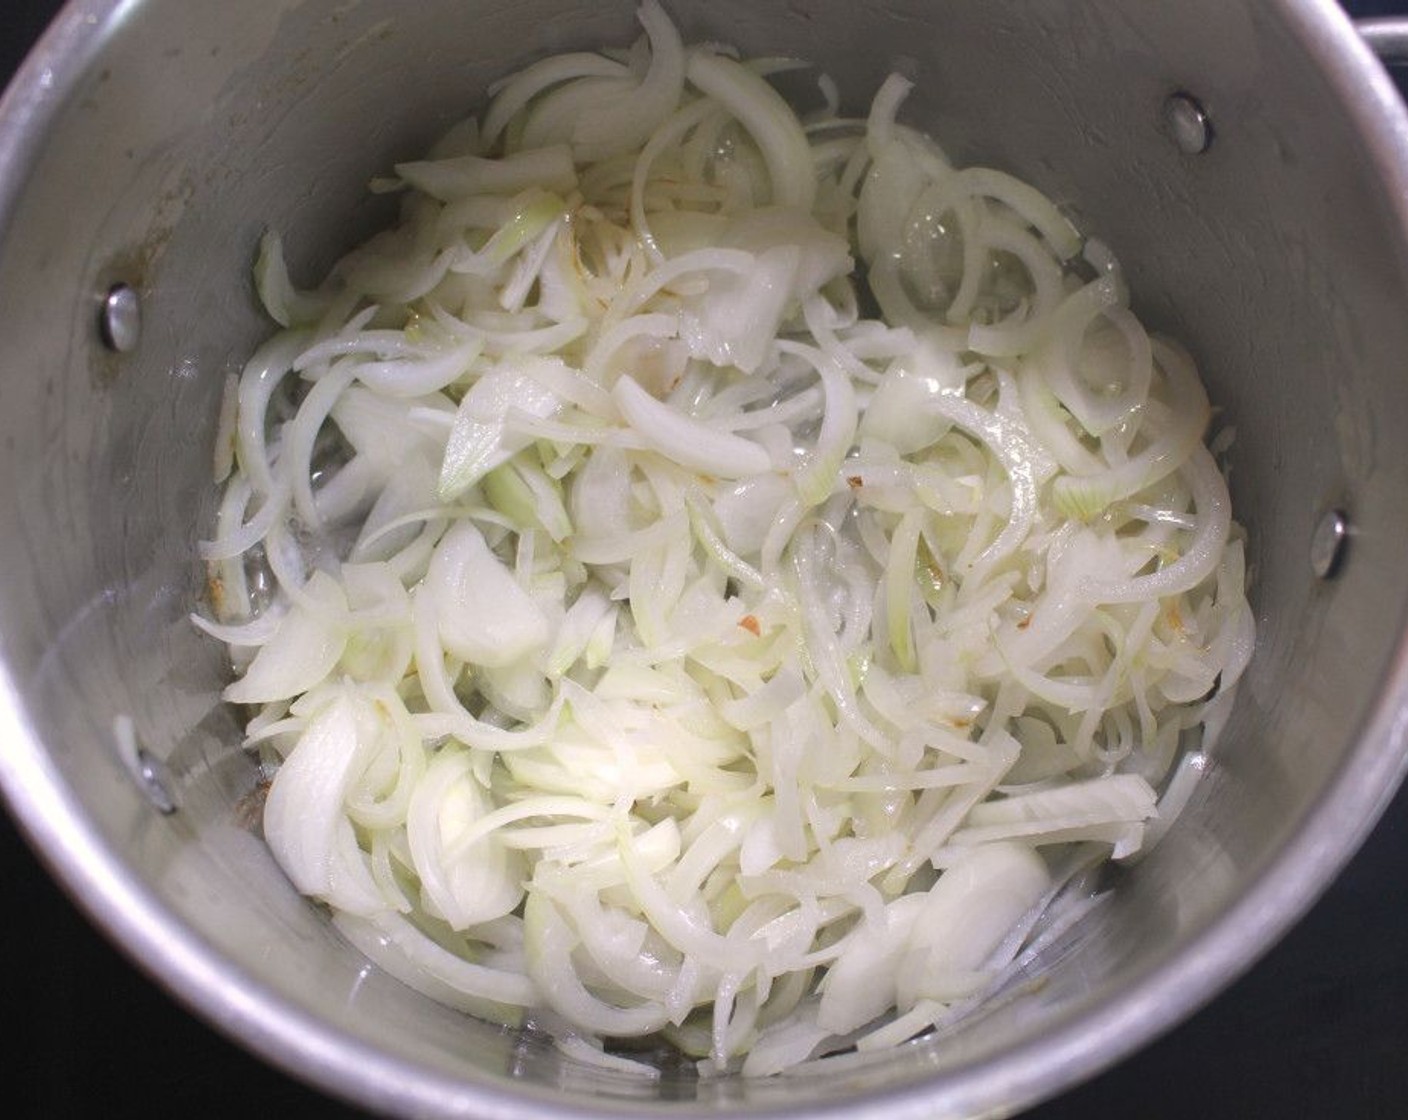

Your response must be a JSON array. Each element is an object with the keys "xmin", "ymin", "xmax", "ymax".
[{"xmin": 3, "ymin": 2, "xmax": 1407, "ymax": 1116}]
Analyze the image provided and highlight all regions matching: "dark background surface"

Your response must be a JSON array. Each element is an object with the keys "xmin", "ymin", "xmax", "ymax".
[{"xmin": 3, "ymin": 1, "xmax": 1408, "ymax": 1117}]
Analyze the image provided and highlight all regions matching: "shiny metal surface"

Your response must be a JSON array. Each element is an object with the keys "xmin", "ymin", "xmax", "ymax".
[
  {"xmin": 1310, "ymin": 508, "xmax": 1352, "ymax": 580},
  {"xmin": 3, "ymin": 2, "xmax": 1408, "ymax": 1117},
  {"xmin": 99, "ymin": 282, "xmax": 142, "ymax": 353},
  {"xmin": 1360, "ymin": 16, "xmax": 1408, "ymax": 62},
  {"xmin": 1162, "ymin": 93, "xmax": 1215, "ymax": 155}
]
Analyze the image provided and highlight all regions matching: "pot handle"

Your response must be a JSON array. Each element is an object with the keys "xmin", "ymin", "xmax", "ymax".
[{"xmin": 1358, "ymin": 17, "xmax": 1408, "ymax": 66}]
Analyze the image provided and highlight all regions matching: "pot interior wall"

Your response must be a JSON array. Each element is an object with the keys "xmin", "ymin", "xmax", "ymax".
[{"xmin": 2, "ymin": 0, "xmax": 1407, "ymax": 1114}]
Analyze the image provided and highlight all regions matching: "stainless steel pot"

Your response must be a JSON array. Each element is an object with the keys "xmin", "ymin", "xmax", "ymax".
[{"xmin": 3, "ymin": 2, "xmax": 1408, "ymax": 1116}]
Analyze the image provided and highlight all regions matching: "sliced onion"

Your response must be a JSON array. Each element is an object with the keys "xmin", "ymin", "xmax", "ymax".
[
  {"xmin": 613, "ymin": 375, "xmax": 772, "ymax": 478},
  {"xmin": 686, "ymin": 49, "xmax": 816, "ymax": 212},
  {"xmin": 424, "ymin": 520, "xmax": 550, "ymax": 666},
  {"xmin": 203, "ymin": 1, "xmax": 1253, "ymax": 1079}
]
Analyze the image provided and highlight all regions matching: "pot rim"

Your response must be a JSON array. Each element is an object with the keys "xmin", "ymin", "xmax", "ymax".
[{"xmin": 3, "ymin": 1, "xmax": 1408, "ymax": 1116}]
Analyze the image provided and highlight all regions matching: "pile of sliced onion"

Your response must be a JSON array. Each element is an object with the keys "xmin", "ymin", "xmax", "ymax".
[{"xmin": 198, "ymin": 0, "xmax": 1254, "ymax": 1076}]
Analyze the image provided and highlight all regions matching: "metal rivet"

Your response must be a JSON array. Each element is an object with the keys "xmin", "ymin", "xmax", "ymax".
[
  {"xmin": 114, "ymin": 715, "xmax": 177, "ymax": 814},
  {"xmin": 136, "ymin": 750, "xmax": 178, "ymax": 815},
  {"xmin": 1163, "ymin": 92, "xmax": 1213, "ymax": 155},
  {"xmin": 99, "ymin": 282, "xmax": 141, "ymax": 352},
  {"xmin": 1310, "ymin": 508, "xmax": 1349, "ymax": 580}
]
